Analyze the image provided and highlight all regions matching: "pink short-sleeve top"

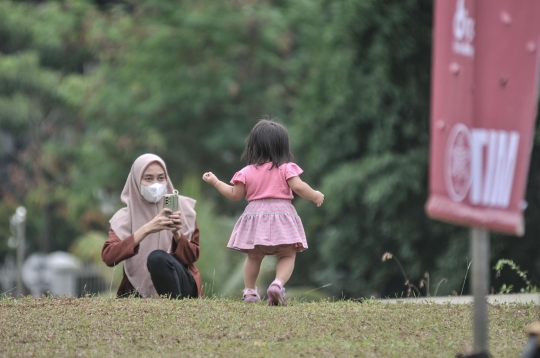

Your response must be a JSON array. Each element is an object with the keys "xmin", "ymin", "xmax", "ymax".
[{"xmin": 230, "ymin": 162, "xmax": 303, "ymax": 201}]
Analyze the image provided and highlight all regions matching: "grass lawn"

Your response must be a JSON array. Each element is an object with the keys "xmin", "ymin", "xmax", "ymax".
[{"xmin": 1, "ymin": 296, "xmax": 538, "ymax": 357}]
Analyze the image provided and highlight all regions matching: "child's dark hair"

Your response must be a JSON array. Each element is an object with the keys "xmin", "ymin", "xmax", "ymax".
[{"xmin": 242, "ymin": 119, "xmax": 294, "ymax": 168}]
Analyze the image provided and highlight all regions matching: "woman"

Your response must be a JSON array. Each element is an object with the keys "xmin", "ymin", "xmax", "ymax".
[{"xmin": 102, "ymin": 153, "xmax": 202, "ymax": 298}]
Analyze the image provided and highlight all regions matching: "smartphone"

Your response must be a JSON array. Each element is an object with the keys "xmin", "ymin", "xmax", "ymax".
[{"xmin": 163, "ymin": 189, "xmax": 179, "ymax": 217}]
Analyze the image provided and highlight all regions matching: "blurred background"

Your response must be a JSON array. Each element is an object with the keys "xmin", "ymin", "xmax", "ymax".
[{"xmin": 0, "ymin": 0, "xmax": 539, "ymax": 299}]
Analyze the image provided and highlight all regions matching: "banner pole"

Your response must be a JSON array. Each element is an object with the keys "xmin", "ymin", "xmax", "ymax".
[{"xmin": 470, "ymin": 227, "xmax": 490, "ymax": 353}]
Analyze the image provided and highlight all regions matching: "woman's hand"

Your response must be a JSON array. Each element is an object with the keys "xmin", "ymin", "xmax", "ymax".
[
  {"xmin": 202, "ymin": 172, "xmax": 219, "ymax": 186},
  {"xmin": 133, "ymin": 209, "xmax": 174, "ymax": 246},
  {"xmin": 313, "ymin": 190, "xmax": 325, "ymax": 207},
  {"xmin": 169, "ymin": 210, "xmax": 183, "ymax": 232},
  {"xmin": 169, "ymin": 211, "xmax": 184, "ymax": 243},
  {"xmin": 145, "ymin": 209, "xmax": 176, "ymax": 233}
]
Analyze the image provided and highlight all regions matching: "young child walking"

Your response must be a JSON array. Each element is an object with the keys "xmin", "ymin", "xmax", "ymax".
[{"xmin": 202, "ymin": 119, "xmax": 324, "ymax": 305}]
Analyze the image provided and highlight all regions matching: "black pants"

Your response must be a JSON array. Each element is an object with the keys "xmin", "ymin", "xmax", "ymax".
[{"xmin": 146, "ymin": 250, "xmax": 198, "ymax": 299}]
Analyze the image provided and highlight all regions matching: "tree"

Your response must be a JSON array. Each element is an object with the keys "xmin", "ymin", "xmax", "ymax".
[
  {"xmin": 289, "ymin": 0, "xmax": 540, "ymax": 297},
  {"xmin": 2, "ymin": 0, "xmax": 539, "ymax": 298},
  {"xmin": 0, "ymin": 1, "xmax": 105, "ymax": 257},
  {"xmin": 82, "ymin": 0, "xmax": 296, "ymax": 187}
]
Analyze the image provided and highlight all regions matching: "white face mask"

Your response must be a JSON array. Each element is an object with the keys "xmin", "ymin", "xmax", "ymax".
[{"xmin": 140, "ymin": 183, "xmax": 167, "ymax": 203}]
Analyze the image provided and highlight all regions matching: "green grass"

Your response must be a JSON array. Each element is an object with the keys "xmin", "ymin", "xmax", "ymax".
[{"xmin": 0, "ymin": 296, "xmax": 538, "ymax": 357}]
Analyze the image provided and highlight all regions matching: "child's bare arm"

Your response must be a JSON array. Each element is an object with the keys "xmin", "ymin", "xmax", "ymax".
[
  {"xmin": 287, "ymin": 176, "xmax": 324, "ymax": 206},
  {"xmin": 202, "ymin": 172, "xmax": 245, "ymax": 201}
]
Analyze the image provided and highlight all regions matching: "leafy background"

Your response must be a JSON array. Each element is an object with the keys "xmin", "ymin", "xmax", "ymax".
[{"xmin": 0, "ymin": 0, "xmax": 539, "ymax": 298}]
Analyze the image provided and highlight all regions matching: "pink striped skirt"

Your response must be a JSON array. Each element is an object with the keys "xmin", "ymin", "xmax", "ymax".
[{"xmin": 228, "ymin": 199, "xmax": 308, "ymax": 254}]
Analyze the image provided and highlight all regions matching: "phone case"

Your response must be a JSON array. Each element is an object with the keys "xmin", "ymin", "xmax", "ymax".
[{"xmin": 163, "ymin": 189, "xmax": 179, "ymax": 217}]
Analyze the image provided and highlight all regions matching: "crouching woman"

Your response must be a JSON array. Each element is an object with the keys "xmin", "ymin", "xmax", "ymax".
[{"xmin": 102, "ymin": 153, "xmax": 202, "ymax": 299}]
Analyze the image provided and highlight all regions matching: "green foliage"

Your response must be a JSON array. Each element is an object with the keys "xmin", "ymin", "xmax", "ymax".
[
  {"xmin": 498, "ymin": 284, "xmax": 513, "ymax": 295},
  {"xmin": 1, "ymin": 0, "xmax": 539, "ymax": 300},
  {"xmin": 82, "ymin": 0, "xmax": 295, "ymax": 182},
  {"xmin": 0, "ymin": 0, "xmax": 107, "ymax": 258},
  {"xmin": 70, "ymin": 230, "xmax": 124, "ymax": 290},
  {"xmin": 286, "ymin": 0, "xmax": 469, "ymax": 297},
  {"xmin": 70, "ymin": 231, "xmax": 107, "ymax": 263},
  {"xmin": 494, "ymin": 259, "xmax": 539, "ymax": 294}
]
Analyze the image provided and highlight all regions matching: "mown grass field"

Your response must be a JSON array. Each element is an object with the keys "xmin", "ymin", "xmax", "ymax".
[{"xmin": 1, "ymin": 297, "xmax": 538, "ymax": 357}]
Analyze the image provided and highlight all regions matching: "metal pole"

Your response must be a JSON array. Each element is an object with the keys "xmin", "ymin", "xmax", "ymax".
[
  {"xmin": 470, "ymin": 228, "xmax": 490, "ymax": 353},
  {"xmin": 14, "ymin": 207, "xmax": 26, "ymax": 297}
]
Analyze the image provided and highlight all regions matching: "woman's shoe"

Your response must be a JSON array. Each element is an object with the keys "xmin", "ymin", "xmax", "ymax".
[
  {"xmin": 243, "ymin": 288, "xmax": 260, "ymax": 303},
  {"xmin": 267, "ymin": 279, "xmax": 286, "ymax": 306}
]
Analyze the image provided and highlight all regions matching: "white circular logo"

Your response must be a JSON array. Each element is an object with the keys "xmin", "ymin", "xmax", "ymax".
[
  {"xmin": 453, "ymin": 0, "xmax": 475, "ymax": 42},
  {"xmin": 445, "ymin": 123, "xmax": 472, "ymax": 202}
]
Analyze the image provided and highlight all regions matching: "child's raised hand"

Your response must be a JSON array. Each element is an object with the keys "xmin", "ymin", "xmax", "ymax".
[
  {"xmin": 202, "ymin": 172, "xmax": 219, "ymax": 186},
  {"xmin": 313, "ymin": 190, "xmax": 324, "ymax": 207}
]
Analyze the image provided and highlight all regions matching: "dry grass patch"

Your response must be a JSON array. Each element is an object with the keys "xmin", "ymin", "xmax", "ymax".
[{"xmin": 0, "ymin": 296, "xmax": 538, "ymax": 357}]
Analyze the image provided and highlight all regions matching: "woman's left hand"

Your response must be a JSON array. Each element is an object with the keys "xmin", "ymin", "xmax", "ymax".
[{"xmin": 169, "ymin": 211, "xmax": 183, "ymax": 237}]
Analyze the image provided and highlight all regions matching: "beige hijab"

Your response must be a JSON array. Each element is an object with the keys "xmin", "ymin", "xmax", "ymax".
[{"xmin": 110, "ymin": 154, "xmax": 196, "ymax": 297}]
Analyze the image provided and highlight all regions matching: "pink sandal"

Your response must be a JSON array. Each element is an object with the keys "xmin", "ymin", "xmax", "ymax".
[
  {"xmin": 243, "ymin": 288, "xmax": 260, "ymax": 303},
  {"xmin": 267, "ymin": 279, "xmax": 286, "ymax": 306}
]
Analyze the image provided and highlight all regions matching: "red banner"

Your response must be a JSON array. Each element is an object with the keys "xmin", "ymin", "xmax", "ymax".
[{"xmin": 426, "ymin": 0, "xmax": 540, "ymax": 236}]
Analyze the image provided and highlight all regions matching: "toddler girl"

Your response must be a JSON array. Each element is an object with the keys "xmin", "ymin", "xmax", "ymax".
[{"xmin": 202, "ymin": 119, "xmax": 324, "ymax": 305}]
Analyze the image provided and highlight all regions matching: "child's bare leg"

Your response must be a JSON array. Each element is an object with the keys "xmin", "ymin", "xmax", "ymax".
[
  {"xmin": 274, "ymin": 245, "xmax": 297, "ymax": 285},
  {"xmin": 244, "ymin": 247, "xmax": 266, "ymax": 289}
]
